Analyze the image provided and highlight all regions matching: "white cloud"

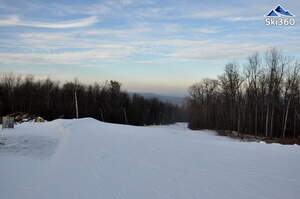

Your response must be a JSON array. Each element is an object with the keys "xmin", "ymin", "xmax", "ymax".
[
  {"xmin": 0, "ymin": 47, "xmax": 134, "ymax": 66},
  {"xmin": 131, "ymin": 39, "xmax": 211, "ymax": 47},
  {"xmin": 184, "ymin": 10, "xmax": 237, "ymax": 19},
  {"xmin": 225, "ymin": 16, "xmax": 261, "ymax": 22},
  {"xmin": 119, "ymin": 0, "xmax": 154, "ymax": 5},
  {"xmin": 0, "ymin": 15, "xmax": 19, "ymax": 25},
  {"xmin": 82, "ymin": 27, "xmax": 150, "ymax": 37},
  {"xmin": 192, "ymin": 28, "xmax": 220, "ymax": 34},
  {"xmin": 166, "ymin": 42, "xmax": 269, "ymax": 62},
  {"xmin": 13, "ymin": 29, "xmax": 149, "ymax": 50},
  {"xmin": 0, "ymin": 15, "xmax": 98, "ymax": 28},
  {"xmin": 119, "ymin": 0, "xmax": 135, "ymax": 5},
  {"xmin": 163, "ymin": 24, "xmax": 182, "ymax": 32}
]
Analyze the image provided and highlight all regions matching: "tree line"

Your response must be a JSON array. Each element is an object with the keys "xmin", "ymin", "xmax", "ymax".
[
  {"xmin": 188, "ymin": 48, "xmax": 300, "ymax": 138},
  {"xmin": 0, "ymin": 74, "xmax": 185, "ymax": 125}
]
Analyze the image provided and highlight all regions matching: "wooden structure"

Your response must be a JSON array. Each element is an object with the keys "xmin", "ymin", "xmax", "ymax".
[{"xmin": 34, "ymin": 117, "xmax": 45, "ymax": 122}]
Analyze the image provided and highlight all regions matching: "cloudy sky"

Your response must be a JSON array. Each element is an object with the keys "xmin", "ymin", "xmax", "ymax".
[{"xmin": 0, "ymin": 0, "xmax": 299, "ymax": 96}]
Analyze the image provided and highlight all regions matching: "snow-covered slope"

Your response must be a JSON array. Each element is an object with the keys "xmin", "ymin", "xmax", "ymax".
[{"xmin": 1, "ymin": 118, "xmax": 299, "ymax": 199}]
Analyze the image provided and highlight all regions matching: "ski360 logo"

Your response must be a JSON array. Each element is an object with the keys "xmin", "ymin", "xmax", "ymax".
[{"xmin": 265, "ymin": 5, "xmax": 295, "ymax": 26}]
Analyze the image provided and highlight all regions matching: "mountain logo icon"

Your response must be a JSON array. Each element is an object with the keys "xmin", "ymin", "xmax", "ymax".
[
  {"xmin": 264, "ymin": 5, "xmax": 296, "ymax": 26},
  {"xmin": 266, "ymin": 5, "xmax": 294, "ymax": 17}
]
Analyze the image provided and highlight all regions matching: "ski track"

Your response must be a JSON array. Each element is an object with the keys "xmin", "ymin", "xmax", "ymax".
[{"xmin": 1, "ymin": 118, "xmax": 300, "ymax": 199}]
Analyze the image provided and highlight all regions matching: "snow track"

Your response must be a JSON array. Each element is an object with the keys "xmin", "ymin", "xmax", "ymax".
[{"xmin": 1, "ymin": 118, "xmax": 300, "ymax": 199}]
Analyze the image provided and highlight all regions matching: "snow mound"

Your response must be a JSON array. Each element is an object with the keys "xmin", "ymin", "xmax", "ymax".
[{"xmin": 0, "ymin": 118, "xmax": 299, "ymax": 199}]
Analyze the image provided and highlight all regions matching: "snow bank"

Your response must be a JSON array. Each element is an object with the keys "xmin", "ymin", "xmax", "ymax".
[{"xmin": 1, "ymin": 118, "xmax": 299, "ymax": 199}]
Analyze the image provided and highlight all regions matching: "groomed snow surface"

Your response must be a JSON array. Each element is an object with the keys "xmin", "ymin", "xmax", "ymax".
[{"xmin": 0, "ymin": 118, "xmax": 299, "ymax": 199}]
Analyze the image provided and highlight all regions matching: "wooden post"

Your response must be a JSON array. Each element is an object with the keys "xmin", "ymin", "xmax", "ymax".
[
  {"xmin": 282, "ymin": 98, "xmax": 291, "ymax": 138},
  {"xmin": 123, "ymin": 108, "xmax": 128, "ymax": 124},
  {"xmin": 99, "ymin": 107, "xmax": 104, "ymax": 121},
  {"xmin": 265, "ymin": 106, "xmax": 269, "ymax": 137},
  {"xmin": 75, "ymin": 90, "xmax": 79, "ymax": 119}
]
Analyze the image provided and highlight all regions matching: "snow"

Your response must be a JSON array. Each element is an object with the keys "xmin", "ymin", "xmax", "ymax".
[{"xmin": 1, "ymin": 118, "xmax": 299, "ymax": 199}]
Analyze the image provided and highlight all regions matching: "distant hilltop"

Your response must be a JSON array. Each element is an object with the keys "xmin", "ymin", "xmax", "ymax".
[{"xmin": 130, "ymin": 92, "xmax": 185, "ymax": 105}]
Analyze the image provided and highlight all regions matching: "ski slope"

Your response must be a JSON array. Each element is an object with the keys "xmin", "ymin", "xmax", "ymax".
[{"xmin": 0, "ymin": 118, "xmax": 299, "ymax": 199}]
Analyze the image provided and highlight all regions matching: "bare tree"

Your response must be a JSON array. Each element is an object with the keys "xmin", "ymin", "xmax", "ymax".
[
  {"xmin": 187, "ymin": 47, "xmax": 300, "ymax": 139},
  {"xmin": 283, "ymin": 61, "xmax": 300, "ymax": 137},
  {"xmin": 244, "ymin": 52, "xmax": 262, "ymax": 136}
]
